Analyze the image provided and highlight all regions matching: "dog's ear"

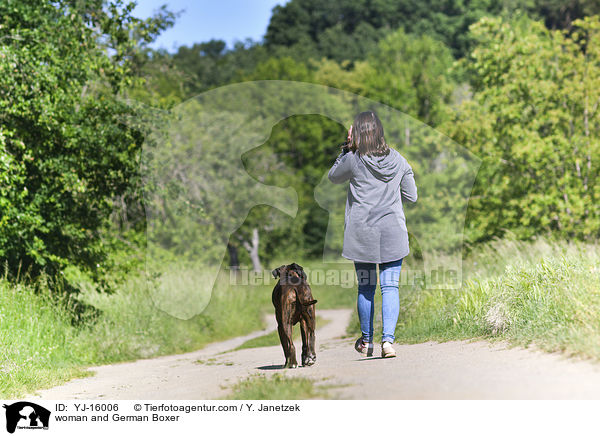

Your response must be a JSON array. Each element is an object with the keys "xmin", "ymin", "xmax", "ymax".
[{"xmin": 271, "ymin": 265, "xmax": 285, "ymax": 279}]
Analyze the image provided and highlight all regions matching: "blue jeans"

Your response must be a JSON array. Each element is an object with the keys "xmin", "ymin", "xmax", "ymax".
[{"xmin": 354, "ymin": 259, "xmax": 403, "ymax": 344}]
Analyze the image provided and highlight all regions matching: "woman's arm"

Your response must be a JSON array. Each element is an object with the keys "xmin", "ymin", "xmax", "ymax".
[
  {"xmin": 401, "ymin": 164, "xmax": 418, "ymax": 203},
  {"xmin": 328, "ymin": 152, "xmax": 354, "ymax": 184}
]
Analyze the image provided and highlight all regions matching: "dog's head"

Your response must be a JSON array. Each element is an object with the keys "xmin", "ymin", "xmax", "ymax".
[
  {"xmin": 271, "ymin": 263, "xmax": 306, "ymax": 285},
  {"xmin": 272, "ymin": 263, "xmax": 317, "ymax": 307}
]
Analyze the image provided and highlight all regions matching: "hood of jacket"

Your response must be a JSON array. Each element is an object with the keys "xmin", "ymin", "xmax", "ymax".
[{"xmin": 358, "ymin": 148, "xmax": 401, "ymax": 182}]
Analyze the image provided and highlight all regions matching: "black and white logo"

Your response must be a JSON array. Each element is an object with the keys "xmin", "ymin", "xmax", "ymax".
[{"xmin": 3, "ymin": 402, "xmax": 50, "ymax": 433}]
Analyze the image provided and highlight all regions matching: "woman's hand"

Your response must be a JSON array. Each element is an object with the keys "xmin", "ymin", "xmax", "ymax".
[{"xmin": 341, "ymin": 125, "xmax": 354, "ymax": 154}]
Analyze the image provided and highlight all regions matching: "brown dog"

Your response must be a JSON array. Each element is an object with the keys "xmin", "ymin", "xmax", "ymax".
[{"xmin": 271, "ymin": 263, "xmax": 317, "ymax": 368}]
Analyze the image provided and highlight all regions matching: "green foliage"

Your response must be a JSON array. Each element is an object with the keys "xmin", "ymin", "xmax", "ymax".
[
  {"xmin": 127, "ymin": 49, "xmax": 188, "ymax": 109},
  {"xmin": 359, "ymin": 28, "xmax": 455, "ymax": 126},
  {"xmin": 415, "ymin": 242, "xmax": 600, "ymax": 360},
  {"xmin": 0, "ymin": 0, "xmax": 173, "ymax": 286},
  {"xmin": 245, "ymin": 56, "xmax": 312, "ymax": 82},
  {"xmin": 527, "ymin": 0, "xmax": 600, "ymax": 30},
  {"xmin": 263, "ymin": 0, "xmax": 600, "ymax": 61},
  {"xmin": 447, "ymin": 15, "xmax": 600, "ymax": 242},
  {"xmin": 161, "ymin": 40, "xmax": 272, "ymax": 96},
  {"xmin": 0, "ymin": 277, "xmax": 89, "ymax": 397},
  {"xmin": 310, "ymin": 28, "xmax": 456, "ymax": 126},
  {"xmin": 265, "ymin": 0, "xmax": 516, "ymax": 59},
  {"xmin": 125, "ymin": 3, "xmax": 600, "ymax": 268},
  {"xmin": 242, "ymin": 114, "xmax": 346, "ymax": 259}
]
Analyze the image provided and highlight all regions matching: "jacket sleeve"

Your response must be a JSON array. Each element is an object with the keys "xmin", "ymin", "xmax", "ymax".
[
  {"xmin": 328, "ymin": 152, "xmax": 354, "ymax": 184},
  {"xmin": 400, "ymin": 163, "xmax": 418, "ymax": 203}
]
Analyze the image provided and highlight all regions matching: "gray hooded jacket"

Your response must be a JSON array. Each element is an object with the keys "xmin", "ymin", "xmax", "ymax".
[{"xmin": 328, "ymin": 148, "xmax": 417, "ymax": 264}]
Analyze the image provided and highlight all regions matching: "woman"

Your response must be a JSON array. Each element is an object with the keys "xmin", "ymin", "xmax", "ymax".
[{"xmin": 328, "ymin": 111, "xmax": 417, "ymax": 358}]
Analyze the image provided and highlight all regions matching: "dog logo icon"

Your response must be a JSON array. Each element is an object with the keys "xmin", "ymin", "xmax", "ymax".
[{"xmin": 3, "ymin": 402, "xmax": 50, "ymax": 433}]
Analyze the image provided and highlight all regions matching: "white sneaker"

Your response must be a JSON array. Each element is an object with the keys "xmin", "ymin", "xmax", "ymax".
[
  {"xmin": 354, "ymin": 337, "xmax": 374, "ymax": 357},
  {"xmin": 381, "ymin": 341, "xmax": 396, "ymax": 358}
]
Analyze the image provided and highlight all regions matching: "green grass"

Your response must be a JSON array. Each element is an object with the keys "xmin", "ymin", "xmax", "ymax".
[
  {"xmin": 347, "ymin": 237, "xmax": 600, "ymax": 360},
  {"xmin": 0, "ymin": 280, "xmax": 94, "ymax": 397},
  {"xmin": 224, "ymin": 373, "xmax": 332, "ymax": 400},
  {"xmin": 0, "ymin": 257, "xmax": 355, "ymax": 398},
  {"xmin": 0, "ymin": 265, "xmax": 272, "ymax": 398},
  {"xmin": 5, "ymin": 237, "xmax": 600, "ymax": 398},
  {"xmin": 235, "ymin": 330, "xmax": 286, "ymax": 350}
]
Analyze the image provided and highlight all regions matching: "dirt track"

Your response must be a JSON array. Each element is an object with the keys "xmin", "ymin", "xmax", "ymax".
[{"xmin": 28, "ymin": 308, "xmax": 600, "ymax": 399}]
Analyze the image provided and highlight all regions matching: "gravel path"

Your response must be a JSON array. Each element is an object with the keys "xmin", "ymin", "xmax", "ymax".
[{"xmin": 28, "ymin": 308, "xmax": 600, "ymax": 399}]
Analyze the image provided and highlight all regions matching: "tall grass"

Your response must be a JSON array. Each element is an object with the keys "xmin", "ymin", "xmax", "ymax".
[
  {"xmin": 0, "ymin": 266, "xmax": 273, "ymax": 398},
  {"xmin": 348, "ymin": 237, "xmax": 600, "ymax": 360},
  {"xmin": 0, "ymin": 279, "xmax": 89, "ymax": 397},
  {"xmin": 0, "ymin": 257, "xmax": 357, "ymax": 398}
]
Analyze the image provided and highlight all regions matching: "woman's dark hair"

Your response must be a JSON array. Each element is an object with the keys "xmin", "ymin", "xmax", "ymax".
[{"xmin": 351, "ymin": 111, "xmax": 389, "ymax": 156}]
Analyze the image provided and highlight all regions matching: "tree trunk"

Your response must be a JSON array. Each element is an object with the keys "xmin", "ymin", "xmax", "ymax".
[
  {"xmin": 227, "ymin": 242, "xmax": 240, "ymax": 270},
  {"xmin": 242, "ymin": 228, "xmax": 262, "ymax": 272}
]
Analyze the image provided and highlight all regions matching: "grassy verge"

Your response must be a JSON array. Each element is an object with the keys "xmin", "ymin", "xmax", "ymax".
[
  {"xmin": 224, "ymin": 373, "xmax": 332, "ymax": 400},
  {"xmin": 0, "ymin": 280, "xmax": 94, "ymax": 398},
  {"xmin": 0, "ymin": 268, "xmax": 271, "ymax": 398},
  {"xmin": 0, "ymin": 257, "xmax": 355, "ymax": 398},
  {"xmin": 347, "ymin": 238, "xmax": 600, "ymax": 360},
  {"xmin": 7, "ymin": 236, "xmax": 597, "ymax": 398}
]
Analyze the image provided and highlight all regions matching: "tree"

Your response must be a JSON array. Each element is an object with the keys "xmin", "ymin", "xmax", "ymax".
[
  {"xmin": 265, "ymin": 0, "xmax": 516, "ymax": 59},
  {"xmin": 531, "ymin": 0, "xmax": 600, "ymax": 31},
  {"xmin": 162, "ymin": 39, "xmax": 273, "ymax": 97},
  {"xmin": 0, "ymin": 0, "xmax": 174, "ymax": 287},
  {"xmin": 140, "ymin": 94, "xmax": 301, "ymax": 279},
  {"xmin": 446, "ymin": 15, "xmax": 600, "ymax": 242},
  {"xmin": 360, "ymin": 29, "xmax": 455, "ymax": 127}
]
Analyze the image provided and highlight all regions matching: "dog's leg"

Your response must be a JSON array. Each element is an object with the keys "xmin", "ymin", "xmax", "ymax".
[
  {"xmin": 273, "ymin": 282, "xmax": 294, "ymax": 368},
  {"xmin": 280, "ymin": 299, "xmax": 298, "ymax": 369},
  {"xmin": 277, "ymin": 323, "xmax": 294, "ymax": 368},
  {"xmin": 278, "ymin": 324, "xmax": 297, "ymax": 368},
  {"xmin": 300, "ymin": 305, "xmax": 316, "ymax": 366}
]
